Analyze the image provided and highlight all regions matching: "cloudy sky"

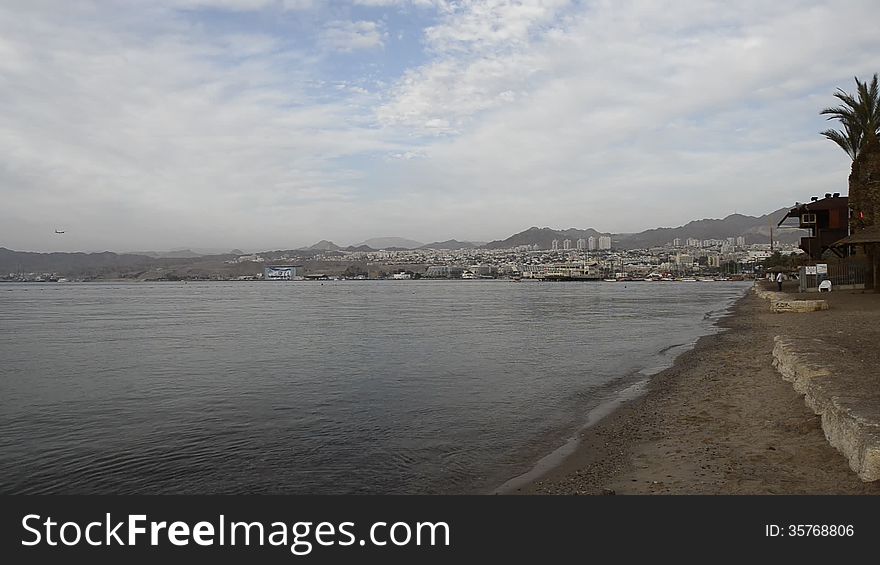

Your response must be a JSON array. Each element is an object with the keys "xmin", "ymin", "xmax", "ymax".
[{"xmin": 1, "ymin": 0, "xmax": 878, "ymax": 252}]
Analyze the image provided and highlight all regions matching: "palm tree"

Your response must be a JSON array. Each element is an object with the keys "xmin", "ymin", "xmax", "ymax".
[
  {"xmin": 821, "ymin": 74, "xmax": 880, "ymax": 291},
  {"xmin": 820, "ymin": 73, "xmax": 880, "ymax": 161}
]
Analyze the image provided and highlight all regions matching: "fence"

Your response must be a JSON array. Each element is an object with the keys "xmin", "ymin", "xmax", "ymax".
[{"xmin": 798, "ymin": 259, "xmax": 870, "ymax": 292}]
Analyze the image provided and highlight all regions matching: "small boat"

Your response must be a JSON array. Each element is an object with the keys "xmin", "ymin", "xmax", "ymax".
[
  {"xmin": 603, "ymin": 278, "xmax": 617, "ymax": 282},
  {"xmin": 461, "ymin": 271, "xmax": 476, "ymax": 279}
]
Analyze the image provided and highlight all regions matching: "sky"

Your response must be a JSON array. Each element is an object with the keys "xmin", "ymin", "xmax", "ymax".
[{"xmin": 1, "ymin": 0, "xmax": 878, "ymax": 252}]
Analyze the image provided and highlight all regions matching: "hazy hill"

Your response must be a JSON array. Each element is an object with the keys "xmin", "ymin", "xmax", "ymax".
[
  {"xmin": 127, "ymin": 249, "xmax": 204, "ymax": 259},
  {"xmin": 483, "ymin": 227, "xmax": 607, "ymax": 249},
  {"xmin": 306, "ymin": 240, "xmax": 341, "ymax": 251},
  {"xmin": 356, "ymin": 237, "xmax": 424, "ymax": 250},
  {"xmin": 612, "ymin": 208, "xmax": 804, "ymax": 249},
  {"xmin": 481, "ymin": 208, "xmax": 805, "ymax": 250},
  {"xmin": 0, "ymin": 247, "xmax": 156, "ymax": 274},
  {"xmin": 420, "ymin": 239, "xmax": 480, "ymax": 250}
]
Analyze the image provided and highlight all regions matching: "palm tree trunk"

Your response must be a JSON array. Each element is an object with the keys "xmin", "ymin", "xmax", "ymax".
[{"xmin": 874, "ymin": 244, "xmax": 880, "ymax": 292}]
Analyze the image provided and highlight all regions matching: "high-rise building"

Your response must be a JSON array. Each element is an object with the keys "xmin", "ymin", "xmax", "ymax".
[
  {"xmin": 676, "ymin": 253, "xmax": 693, "ymax": 265},
  {"xmin": 598, "ymin": 235, "xmax": 612, "ymax": 250},
  {"xmin": 672, "ymin": 238, "xmax": 681, "ymax": 247},
  {"xmin": 562, "ymin": 239, "xmax": 572, "ymax": 250},
  {"xmin": 736, "ymin": 236, "xmax": 746, "ymax": 247},
  {"xmin": 588, "ymin": 236, "xmax": 596, "ymax": 251},
  {"xmin": 576, "ymin": 238, "xmax": 586, "ymax": 250},
  {"xmin": 551, "ymin": 239, "xmax": 559, "ymax": 251}
]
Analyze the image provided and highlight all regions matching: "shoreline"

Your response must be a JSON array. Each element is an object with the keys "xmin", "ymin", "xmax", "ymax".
[
  {"xmin": 512, "ymin": 289, "xmax": 880, "ymax": 495},
  {"xmin": 490, "ymin": 295, "xmax": 740, "ymax": 495},
  {"xmin": 489, "ymin": 292, "xmax": 741, "ymax": 495}
]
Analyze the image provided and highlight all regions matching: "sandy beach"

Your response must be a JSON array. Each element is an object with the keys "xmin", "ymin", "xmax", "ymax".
[{"xmin": 519, "ymin": 285, "xmax": 880, "ymax": 495}]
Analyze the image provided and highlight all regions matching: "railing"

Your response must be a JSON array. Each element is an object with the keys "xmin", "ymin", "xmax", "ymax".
[{"xmin": 798, "ymin": 259, "xmax": 869, "ymax": 291}]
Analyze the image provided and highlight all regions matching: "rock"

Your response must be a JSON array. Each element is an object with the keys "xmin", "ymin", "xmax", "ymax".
[{"xmin": 770, "ymin": 300, "xmax": 829, "ymax": 313}]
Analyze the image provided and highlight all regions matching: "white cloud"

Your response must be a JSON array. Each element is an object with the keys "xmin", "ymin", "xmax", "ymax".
[
  {"xmin": 281, "ymin": 0, "xmax": 315, "ymax": 9},
  {"xmin": 163, "ymin": 0, "xmax": 281, "ymax": 11},
  {"xmin": 0, "ymin": 3, "xmax": 397, "ymax": 251},
  {"xmin": 373, "ymin": 0, "xmax": 880, "ymax": 238},
  {"xmin": 320, "ymin": 20, "xmax": 387, "ymax": 52},
  {"xmin": 353, "ymin": 0, "xmax": 445, "ymax": 7},
  {"xmin": 3, "ymin": 0, "xmax": 880, "ymax": 250},
  {"xmin": 378, "ymin": 0, "xmax": 570, "ymax": 132},
  {"xmin": 156, "ymin": 0, "xmax": 314, "ymax": 12},
  {"xmin": 424, "ymin": 0, "xmax": 570, "ymax": 53}
]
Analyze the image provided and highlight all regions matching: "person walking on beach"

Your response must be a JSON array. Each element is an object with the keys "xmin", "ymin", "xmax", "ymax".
[{"xmin": 776, "ymin": 271, "xmax": 784, "ymax": 291}]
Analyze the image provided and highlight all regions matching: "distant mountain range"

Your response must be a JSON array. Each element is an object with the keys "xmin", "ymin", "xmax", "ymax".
[
  {"xmin": 2, "ymin": 207, "xmax": 808, "ymax": 276},
  {"xmin": 124, "ymin": 248, "xmax": 245, "ymax": 258},
  {"xmin": 1, "ymin": 247, "xmax": 159, "ymax": 274},
  {"xmin": 356, "ymin": 237, "xmax": 424, "ymax": 250},
  {"xmin": 484, "ymin": 227, "xmax": 608, "ymax": 249},
  {"xmin": 479, "ymin": 208, "xmax": 802, "ymax": 250},
  {"xmin": 420, "ymin": 239, "xmax": 483, "ymax": 250},
  {"xmin": 305, "ymin": 238, "xmax": 484, "ymax": 251},
  {"xmin": 613, "ymin": 207, "xmax": 801, "ymax": 249},
  {"xmin": 125, "ymin": 249, "xmax": 204, "ymax": 259}
]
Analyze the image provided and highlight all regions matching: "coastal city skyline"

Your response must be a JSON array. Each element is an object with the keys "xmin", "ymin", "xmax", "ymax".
[
  {"xmin": 11, "ymin": 203, "xmax": 801, "ymax": 255},
  {"xmin": 2, "ymin": 1, "xmax": 878, "ymax": 253}
]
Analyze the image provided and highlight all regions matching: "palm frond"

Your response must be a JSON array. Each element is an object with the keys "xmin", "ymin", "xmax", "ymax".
[
  {"xmin": 819, "ymin": 73, "xmax": 880, "ymax": 160},
  {"xmin": 820, "ymin": 128, "xmax": 860, "ymax": 160}
]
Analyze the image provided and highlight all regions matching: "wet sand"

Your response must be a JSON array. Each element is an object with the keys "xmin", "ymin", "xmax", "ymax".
[{"xmin": 519, "ymin": 287, "xmax": 880, "ymax": 495}]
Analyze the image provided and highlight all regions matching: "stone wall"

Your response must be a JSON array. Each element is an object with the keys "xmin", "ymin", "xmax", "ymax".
[
  {"xmin": 752, "ymin": 285, "xmax": 828, "ymax": 312},
  {"xmin": 772, "ymin": 337, "xmax": 880, "ymax": 481}
]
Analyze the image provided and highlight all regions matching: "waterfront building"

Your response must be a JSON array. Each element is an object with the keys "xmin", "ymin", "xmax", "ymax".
[
  {"xmin": 777, "ymin": 195, "xmax": 849, "ymax": 260},
  {"xmin": 264, "ymin": 265, "xmax": 299, "ymax": 280},
  {"xmin": 425, "ymin": 265, "xmax": 465, "ymax": 278},
  {"xmin": 425, "ymin": 265, "xmax": 450, "ymax": 278},
  {"xmin": 470, "ymin": 263, "xmax": 496, "ymax": 277}
]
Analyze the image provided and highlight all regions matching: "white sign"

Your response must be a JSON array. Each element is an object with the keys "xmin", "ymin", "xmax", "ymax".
[
  {"xmin": 817, "ymin": 264, "xmax": 828, "ymax": 275},
  {"xmin": 805, "ymin": 266, "xmax": 817, "ymax": 275}
]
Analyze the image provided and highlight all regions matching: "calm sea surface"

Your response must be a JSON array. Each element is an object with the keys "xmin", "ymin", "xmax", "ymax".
[{"xmin": 0, "ymin": 280, "xmax": 748, "ymax": 494}]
